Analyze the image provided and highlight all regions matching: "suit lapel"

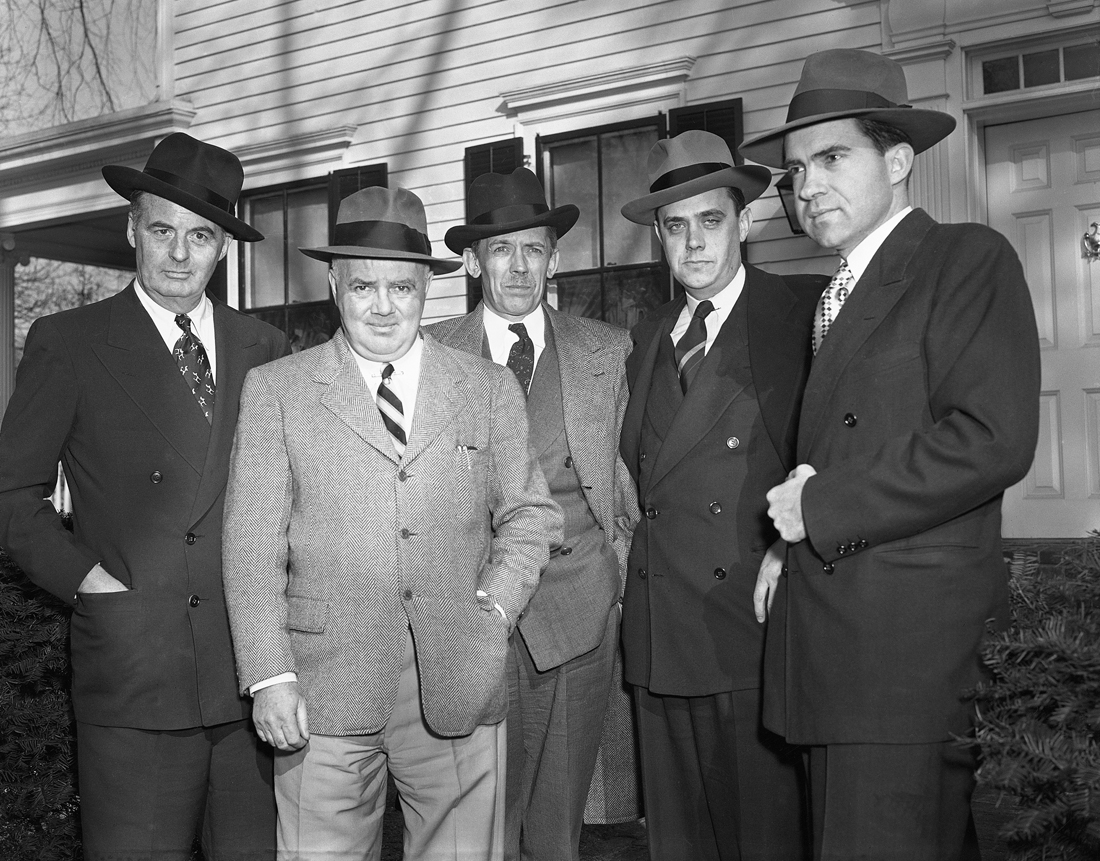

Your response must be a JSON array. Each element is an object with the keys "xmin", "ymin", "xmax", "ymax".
[
  {"xmin": 93, "ymin": 284, "xmax": 211, "ymax": 475},
  {"xmin": 799, "ymin": 210, "xmax": 934, "ymax": 458},
  {"xmin": 319, "ymin": 332, "xmax": 401, "ymax": 463},
  {"xmin": 403, "ymin": 337, "xmax": 464, "ymax": 464},
  {"xmin": 621, "ymin": 300, "xmax": 681, "ymax": 483}
]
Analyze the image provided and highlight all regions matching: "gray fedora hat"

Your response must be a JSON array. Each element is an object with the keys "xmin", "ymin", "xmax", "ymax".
[
  {"xmin": 740, "ymin": 49, "xmax": 957, "ymax": 168},
  {"xmin": 300, "ymin": 186, "xmax": 461, "ymax": 275},
  {"xmin": 620, "ymin": 130, "xmax": 772, "ymax": 225}
]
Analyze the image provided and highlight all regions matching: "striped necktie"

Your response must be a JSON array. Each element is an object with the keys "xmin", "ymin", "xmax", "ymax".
[
  {"xmin": 376, "ymin": 363, "xmax": 407, "ymax": 457},
  {"xmin": 813, "ymin": 262, "xmax": 854, "ymax": 355},
  {"xmin": 173, "ymin": 314, "xmax": 215, "ymax": 424},
  {"xmin": 674, "ymin": 299, "xmax": 714, "ymax": 393}
]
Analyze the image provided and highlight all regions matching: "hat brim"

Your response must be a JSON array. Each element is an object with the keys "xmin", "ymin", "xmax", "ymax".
[
  {"xmin": 102, "ymin": 165, "xmax": 264, "ymax": 242},
  {"xmin": 444, "ymin": 205, "xmax": 579, "ymax": 254},
  {"xmin": 740, "ymin": 107, "xmax": 957, "ymax": 169},
  {"xmin": 298, "ymin": 245, "xmax": 462, "ymax": 275},
  {"xmin": 619, "ymin": 166, "xmax": 772, "ymax": 225}
]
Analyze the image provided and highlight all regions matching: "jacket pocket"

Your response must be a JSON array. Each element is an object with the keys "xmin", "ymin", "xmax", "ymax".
[{"xmin": 287, "ymin": 595, "xmax": 329, "ymax": 633}]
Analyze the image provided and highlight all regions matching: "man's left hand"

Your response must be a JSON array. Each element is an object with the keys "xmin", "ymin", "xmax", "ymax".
[
  {"xmin": 753, "ymin": 539, "xmax": 785, "ymax": 623},
  {"xmin": 767, "ymin": 464, "xmax": 817, "ymax": 543}
]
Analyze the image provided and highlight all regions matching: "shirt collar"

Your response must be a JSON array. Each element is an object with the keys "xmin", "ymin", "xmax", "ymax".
[
  {"xmin": 684, "ymin": 264, "xmax": 745, "ymax": 314},
  {"xmin": 482, "ymin": 302, "xmax": 546, "ymax": 350},
  {"xmin": 134, "ymin": 279, "xmax": 213, "ymax": 328},
  {"xmin": 844, "ymin": 206, "xmax": 912, "ymax": 283},
  {"xmin": 351, "ymin": 332, "xmax": 424, "ymax": 381}
]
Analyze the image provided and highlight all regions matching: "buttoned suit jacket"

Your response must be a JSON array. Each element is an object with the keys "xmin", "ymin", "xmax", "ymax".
[
  {"xmin": 222, "ymin": 331, "xmax": 561, "ymax": 738},
  {"xmin": 427, "ymin": 303, "xmax": 638, "ymax": 670},
  {"xmin": 765, "ymin": 209, "xmax": 1041, "ymax": 745},
  {"xmin": 0, "ymin": 283, "xmax": 290, "ymax": 729},
  {"xmin": 620, "ymin": 264, "xmax": 821, "ymax": 696}
]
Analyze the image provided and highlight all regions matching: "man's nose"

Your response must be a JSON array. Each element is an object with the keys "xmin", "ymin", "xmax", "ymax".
[{"xmin": 169, "ymin": 235, "xmax": 189, "ymax": 261}]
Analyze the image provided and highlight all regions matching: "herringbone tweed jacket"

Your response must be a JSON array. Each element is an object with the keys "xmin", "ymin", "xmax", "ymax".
[{"xmin": 222, "ymin": 330, "xmax": 561, "ymax": 737}]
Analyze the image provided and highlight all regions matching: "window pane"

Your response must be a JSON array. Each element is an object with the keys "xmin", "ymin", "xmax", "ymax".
[
  {"xmin": 244, "ymin": 194, "xmax": 286, "ymax": 309},
  {"xmin": 1023, "ymin": 49, "xmax": 1060, "ymax": 88},
  {"xmin": 982, "ymin": 57, "xmax": 1020, "ymax": 94},
  {"xmin": 601, "ymin": 265, "xmax": 667, "ymax": 330},
  {"xmin": 286, "ymin": 186, "xmax": 330, "ymax": 303},
  {"xmin": 545, "ymin": 137, "xmax": 600, "ymax": 272},
  {"xmin": 601, "ymin": 127, "xmax": 661, "ymax": 267},
  {"xmin": 555, "ymin": 271, "xmax": 602, "ymax": 320},
  {"xmin": 1065, "ymin": 43, "xmax": 1100, "ymax": 81}
]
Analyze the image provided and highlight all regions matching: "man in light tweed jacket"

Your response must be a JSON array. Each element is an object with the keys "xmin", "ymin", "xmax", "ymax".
[{"xmin": 223, "ymin": 186, "xmax": 562, "ymax": 861}]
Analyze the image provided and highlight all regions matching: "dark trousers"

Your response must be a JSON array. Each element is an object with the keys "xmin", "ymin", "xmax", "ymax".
[
  {"xmin": 505, "ymin": 611, "xmax": 618, "ymax": 861},
  {"xmin": 634, "ymin": 686, "xmax": 809, "ymax": 861},
  {"xmin": 807, "ymin": 741, "xmax": 981, "ymax": 861},
  {"xmin": 77, "ymin": 719, "xmax": 276, "ymax": 861}
]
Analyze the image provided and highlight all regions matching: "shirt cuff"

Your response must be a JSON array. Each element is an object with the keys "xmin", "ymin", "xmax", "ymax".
[
  {"xmin": 249, "ymin": 672, "xmax": 298, "ymax": 697},
  {"xmin": 476, "ymin": 589, "xmax": 507, "ymax": 621}
]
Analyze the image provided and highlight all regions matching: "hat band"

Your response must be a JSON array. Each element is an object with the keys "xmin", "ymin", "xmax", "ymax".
[
  {"xmin": 472, "ymin": 203, "xmax": 550, "ymax": 226},
  {"xmin": 144, "ymin": 167, "xmax": 233, "ymax": 212},
  {"xmin": 333, "ymin": 219, "xmax": 431, "ymax": 256},
  {"xmin": 787, "ymin": 88, "xmax": 904, "ymax": 122},
  {"xmin": 649, "ymin": 162, "xmax": 729, "ymax": 193}
]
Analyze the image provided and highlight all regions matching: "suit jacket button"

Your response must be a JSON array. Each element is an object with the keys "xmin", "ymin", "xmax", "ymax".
[
  {"xmin": 185, "ymin": 532, "xmax": 196, "ymax": 545},
  {"xmin": 844, "ymin": 413, "xmax": 857, "ymax": 427},
  {"xmin": 837, "ymin": 544, "xmax": 847, "ymax": 555},
  {"xmin": 400, "ymin": 528, "xmax": 411, "ymax": 539},
  {"xmin": 188, "ymin": 594, "xmax": 200, "ymax": 608},
  {"xmin": 398, "ymin": 470, "xmax": 408, "ymax": 482},
  {"xmin": 823, "ymin": 563, "xmax": 835, "ymax": 574},
  {"xmin": 709, "ymin": 501, "xmax": 722, "ymax": 515},
  {"xmin": 560, "ymin": 546, "xmax": 573, "ymax": 556},
  {"xmin": 403, "ymin": 589, "xmax": 412, "ymax": 600},
  {"xmin": 638, "ymin": 568, "xmax": 647, "ymax": 579},
  {"xmin": 713, "ymin": 568, "xmax": 727, "ymax": 580},
  {"xmin": 858, "ymin": 538, "xmax": 868, "ymax": 548},
  {"xmin": 640, "ymin": 451, "xmax": 647, "ymax": 461},
  {"xmin": 645, "ymin": 507, "xmax": 658, "ymax": 519},
  {"xmin": 726, "ymin": 437, "xmax": 740, "ymax": 449},
  {"xmin": 150, "ymin": 470, "xmax": 163, "ymax": 484},
  {"xmin": 781, "ymin": 565, "xmax": 788, "ymax": 576},
  {"xmin": 564, "ymin": 456, "xmax": 574, "ymax": 468}
]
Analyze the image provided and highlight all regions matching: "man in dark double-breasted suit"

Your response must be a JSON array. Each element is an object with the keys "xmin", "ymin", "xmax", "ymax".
[
  {"xmin": 742, "ymin": 49, "xmax": 1041, "ymax": 860},
  {"xmin": 619, "ymin": 131, "xmax": 822, "ymax": 860},
  {"xmin": 0, "ymin": 134, "xmax": 289, "ymax": 860},
  {"xmin": 428, "ymin": 168, "xmax": 639, "ymax": 861}
]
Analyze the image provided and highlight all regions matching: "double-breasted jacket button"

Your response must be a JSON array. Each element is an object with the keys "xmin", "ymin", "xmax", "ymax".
[
  {"xmin": 844, "ymin": 413, "xmax": 858, "ymax": 427},
  {"xmin": 149, "ymin": 470, "xmax": 163, "ymax": 484},
  {"xmin": 638, "ymin": 568, "xmax": 647, "ymax": 579},
  {"xmin": 403, "ymin": 589, "xmax": 413, "ymax": 601},
  {"xmin": 560, "ymin": 546, "xmax": 573, "ymax": 556},
  {"xmin": 188, "ymin": 594, "xmax": 200, "ymax": 608},
  {"xmin": 645, "ymin": 506, "xmax": 658, "ymax": 520},
  {"xmin": 857, "ymin": 538, "xmax": 868, "ymax": 549},
  {"xmin": 400, "ymin": 528, "xmax": 412, "ymax": 539},
  {"xmin": 564, "ymin": 456, "xmax": 574, "ymax": 468},
  {"xmin": 713, "ymin": 568, "xmax": 727, "ymax": 580},
  {"xmin": 709, "ymin": 501, "xmax": 722, "ymax": 515},
  {"xmin": 185, "ymin": 532, "xmax": 196, "ymax": 545},
  {"xmin": 398, "ymin": 470, "xmax": 409, "ymax": 482},
  {"xmin": 781, "ymin": 565, "xmax": 789, "ymax": 576},
  {"xmin": 837, "ymin": 544, "xmax": 847, "ymax": 555},
  {"xmin": 823, "ymin": 563, "xmax": 835, "ymax": 575},
  {"xmin": 726, "ymin": 437, "xmax": 740, "ymax": 449},
  {"xmin": 640, "ymin": 451, "xmax": 647, "ymax": 461}
]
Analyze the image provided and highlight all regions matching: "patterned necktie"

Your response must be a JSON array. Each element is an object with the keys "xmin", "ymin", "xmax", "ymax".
[
  {"xmin": 173, "ymin": 314, "xmax": 215, "ymax": 424},
  {"xmin": 506, "ymin": 322, "xmax": 535, "ymax": 396},
  {"xmin": 376, "ymin": 363, "xmax": 407, "ymax": 457},
  {"xmin": 674, "ymin": 299, "xmax": 714, "ymax": 393},
  {"xmin": 813, "ymin": 262, "xmax": 854, "ymax": 355}
]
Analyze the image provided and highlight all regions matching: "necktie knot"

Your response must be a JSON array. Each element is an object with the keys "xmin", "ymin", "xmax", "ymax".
[
  {"xmin": 506, "ymin": 322, "xmax": 535, "ymax": 396},
  {"xmin": 693, "ymin": 300, "xmax": 715, "ymax": 321},
  {"xmin": 381, "ymin": 363, "xmax": 395, "ymax": 384}
]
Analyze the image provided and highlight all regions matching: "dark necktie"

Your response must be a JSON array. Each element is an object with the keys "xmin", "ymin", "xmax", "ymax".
[
  {"xmin": 506, "ymin": 322, "xmax": 535, "ymax": 396},
  {"xmin": 376, "ymin": 363, "xmax": 407, "ymax": 457},
  {"xmin": 173, "ymin": 314, "xmax": 215, "ymax": 423},
  {"xmin": 674, "ymin": 299, "xmax": 714, "ymax": 393}
]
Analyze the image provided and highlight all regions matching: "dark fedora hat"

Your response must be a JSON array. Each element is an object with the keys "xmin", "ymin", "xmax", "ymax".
[
  {"xmin": 300, "ymin": 186, "xmax": 461, "ymax": 275},
  {"xmin": 444, "ymin": 168, "xmax": 579, "ymax": 254},
  {"xmin": 740, "ymin": 49, "xmax": 957, "ymax": 168},
  {"xmin": 620, "ymin": 130, "xmax": 772, "ymax": 225},
  {"xmin": 102, "ymin": 132, "xmax": 263, "ymax": 242}
]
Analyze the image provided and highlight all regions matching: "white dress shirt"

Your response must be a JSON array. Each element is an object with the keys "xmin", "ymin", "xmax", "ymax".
[
  {"xmin": 482, "ymin": 303, "xmax": 546, "ymax": 372},
  {"xmin": 669, "ymin": 264, "xmax": 746, "ymax": 354},
  {"xmin": 841, "ymin": 206, "xmax": 913, "ymax": 290},
  {"xmin": 134, "ymin": 281, "xmax": 218, "ymax": 380}
]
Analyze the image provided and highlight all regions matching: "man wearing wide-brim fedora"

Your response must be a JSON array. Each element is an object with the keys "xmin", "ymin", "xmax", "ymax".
[
  {"xmin": 0, "ymin": 132, "xmax": 290, "ymax": 859},
  {"xmin": 427, "ymin": 167, "xmax": 641, "ymax": 861},
  {"xmin": 222, "ymin": 185, "xmax": 561, "ymax": 861},
  {"xmin": 617, "ymin": 129, "xmax": 824, "ymax": 860},
  {"xmin": 742, "ymin": 48, "xmax": 1041, "ymax": 859}
]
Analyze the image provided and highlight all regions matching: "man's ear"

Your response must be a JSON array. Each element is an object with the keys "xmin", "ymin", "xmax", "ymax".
[
  {"xmin": 328, "ymin": 266, "xmax": 339, "ymax": 302},
  {"xmin": 546, "ymin": 247, "xmax": 560, "ymax": 279},
  {"xmin": 217, "ymin": 235, "xmax": 233, "ymax": 262},
  {"xmin": 738, "ymin": 207, "xmax": 754, "ymax": 243},
  {"xmin": 886, "ymin": 143, "xmax": 915, "ymax": 187},
  {"xmin": 462, "ymin": 247, "xmax": 481, "ymax": 278}
]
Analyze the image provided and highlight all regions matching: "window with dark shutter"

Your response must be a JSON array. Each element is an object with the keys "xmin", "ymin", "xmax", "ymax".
[{"xmin": 461, "ymin": 139, "xmax": 524, "ymax": 310}]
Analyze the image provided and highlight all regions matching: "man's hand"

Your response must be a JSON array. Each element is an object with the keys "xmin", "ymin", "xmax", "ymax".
[
  {"xmin": 766, "ymin": 464, "xmax": 817, "ymax": 543},
  {"xmin": 253, "ymin": 681, "xmax": 310, "ymax": 751},
  {"xmin": 76, "ymin": 563, "xmax": 128, "ymax": 594},
  {"xmin": 753, "ymin": 539, "xmax": 785, "ymax": 623}
]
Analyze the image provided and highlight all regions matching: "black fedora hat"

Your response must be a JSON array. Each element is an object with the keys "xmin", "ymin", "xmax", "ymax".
[
  {"xmin": 102, "ymin": 132, "xmax": 263, "ymax": 242},
  {"xmin": 620, "ymin": 130, "xmax": 772, "ymax": 225},
  {"xmin": 444, "ymin": 168, "xmax": 579, "ymax": 254},
  {"xmin": 740, "ymin": 49, "xmax": 957, "ymax": 169},
  {"xmin": 300, "ymin": 186, "xmax": 461, "ymax": 275}
]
